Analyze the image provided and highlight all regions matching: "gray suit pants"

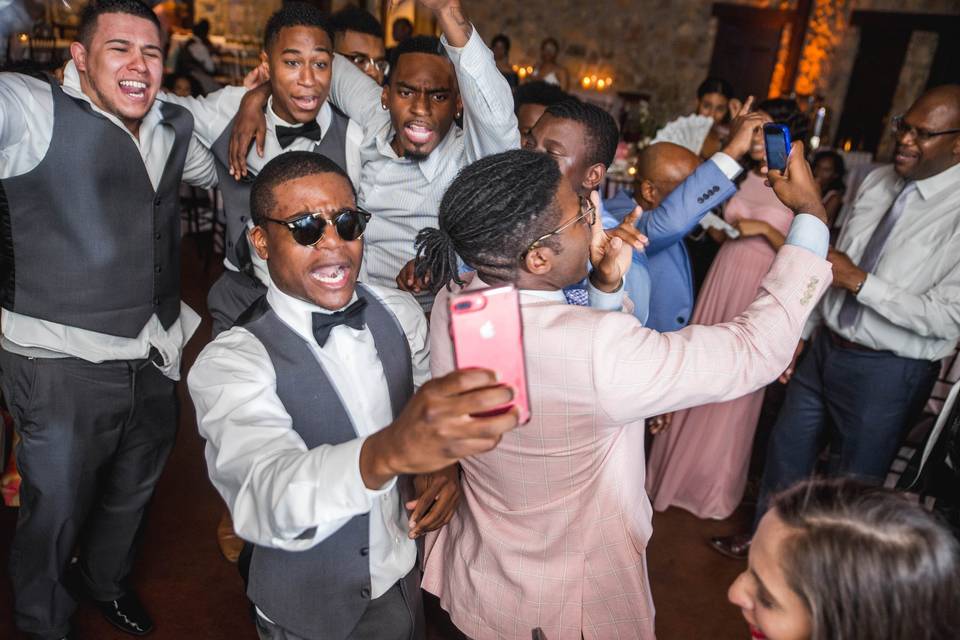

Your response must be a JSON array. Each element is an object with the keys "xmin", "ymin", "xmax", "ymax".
[
  {"xmin": 0, "ymin": 348, "xmax": 177, "ymax": 639},
  {"xmin": 253, "ymin": 569, "xmax": 425, "ymax": 640}
]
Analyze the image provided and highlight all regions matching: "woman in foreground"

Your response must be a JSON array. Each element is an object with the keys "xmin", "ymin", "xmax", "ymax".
[{"xmin": 729, "ymin": 477, "xmax": 960, "ymax": 640}]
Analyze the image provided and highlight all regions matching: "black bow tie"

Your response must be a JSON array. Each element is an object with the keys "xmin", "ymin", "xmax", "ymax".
[
  {"xmin": 311, "ymin": 298, "xmax": 367, "ymax": 347},
  {"xmin": 276, "ymin": 119, "xmax": 324, "ymax": 149}
]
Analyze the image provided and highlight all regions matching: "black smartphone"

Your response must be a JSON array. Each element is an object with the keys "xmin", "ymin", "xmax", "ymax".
[{"xmin": 763, "ymin": 123, "xmax": 791, "ymax": 172}]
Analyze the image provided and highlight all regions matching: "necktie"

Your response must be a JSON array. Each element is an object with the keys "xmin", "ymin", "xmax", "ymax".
[
  {"xmin": 312, "ymin": 298, "xmax": 367, "ymax": 347},
  {"xmin": 837, "ymin": 181, "xmax": 917, "ymax": 329},
  {"xmin": 276, "ymin": 119, "xmax": 323, "ymax": 149},
  {"xmin": 563, "ymin": 286, "xmax": 589, "ymax": 306}
]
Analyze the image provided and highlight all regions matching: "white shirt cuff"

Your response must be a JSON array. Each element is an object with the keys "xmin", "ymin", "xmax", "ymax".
[
  {"xmin": 323, "ymin": 436, "xmax": 397, "ymax": 512},
  {"xmin": 709, "ymin": 152, "xmax": 743, "ymax": 180},
  {"xmin": 785, "ymin": 213, "xmax": 830, "ymax": 258},
  {"xmin": 855, "ymin": 273, "xmax": 886, "ymax": 308}
]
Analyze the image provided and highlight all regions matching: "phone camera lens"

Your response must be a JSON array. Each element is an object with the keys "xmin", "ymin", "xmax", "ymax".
[{"xmin": 454, "ymin": 301, "xmax": 472, "ymax": 311}]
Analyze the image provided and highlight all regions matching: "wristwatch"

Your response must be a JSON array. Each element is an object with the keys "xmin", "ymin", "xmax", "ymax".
[{"xmin": 853, "ymin": 278, "xmax": 865, "ymax": 296}]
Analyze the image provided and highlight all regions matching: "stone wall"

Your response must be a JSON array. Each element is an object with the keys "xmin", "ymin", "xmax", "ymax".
[{"xmin": 466, "ymin": 0, "xmax": 957, "ymax": 135}]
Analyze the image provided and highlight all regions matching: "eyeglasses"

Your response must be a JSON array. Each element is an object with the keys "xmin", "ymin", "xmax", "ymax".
[
  {"xmin": 262, "ymin": 208, "xmax": 372, "ymax": 246},
  {"xmin": 344, "ymin": 52, "xmax": 390, "ymax": 77},
  {"xmin": 891, "ymin": 115, "xmax": 960, "ymax": 143},
  {"xmin": 519, "ymin": 195, "xmax": 596, "ymax": 261}
]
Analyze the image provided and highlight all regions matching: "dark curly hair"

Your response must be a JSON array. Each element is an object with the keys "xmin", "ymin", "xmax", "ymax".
[
  {"xmin": 263, "ymin": 2, "xmax": 335, "ymax": 52},
  {"xmin": 415, "ymin": 149, "xmax": 565, "ymax": 290},
  {"xmin": 514, "ymin": 80, "xmax": 568, "ymax": 115},
  {"xmin": 79, "ymin": 0, "xmax": 161, "ymax": 47},
  {"xmin": 250, "ymin": 151, "xmax": 355, "ymax": 226},
  {"xmin": 545, "ymin": 98, "xmax": 620, "ymax": 168}
]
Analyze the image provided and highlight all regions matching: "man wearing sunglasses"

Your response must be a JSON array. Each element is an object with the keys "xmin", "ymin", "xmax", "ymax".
[
  {"xmin": 161, "ymin": 2, "xmax": 364, "ymax": 338},
  {"xmin": 188, "ymin": 152, "xmax": 520, "ymax": 640},
  {"xmin": 713, "ymin": 84, "xmax": 960, "ymax": 560},
  {"xmin": 331, "ymin": 5, "xmax": 390, "ymax": 86}
]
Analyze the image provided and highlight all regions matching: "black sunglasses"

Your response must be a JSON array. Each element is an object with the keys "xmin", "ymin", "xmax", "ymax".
[{"xmin": 262, "ymin": 208, "xmax": 372, "ymax": 246}]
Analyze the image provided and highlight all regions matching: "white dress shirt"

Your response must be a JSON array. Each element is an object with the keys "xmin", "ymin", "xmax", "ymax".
[
  {"xmin": 160, "ymin": 87, "xmax": 364, "ymax": 284},
  {"xmin": 803, "ymin": 163, "xmax": 960, "ymax": 360},
  {"xmin": 328, "ymin": 27, "xmax": 519, "ymax": 304},
  {"xmin": 0, "ymin": 62, "xmax": 217, "ymax": 378},
  {"xmin": 188, "ymin": 283, "xmax": 429, "ymax": 598}
]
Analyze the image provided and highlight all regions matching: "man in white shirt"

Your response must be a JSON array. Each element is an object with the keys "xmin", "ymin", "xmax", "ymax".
[
  {"xmin": 0, "ymin": 1, "xmax": 217, "ymax": 637},
  {"xmin": 230, "ymin": 0, "xmax": 519, "ymax": 311},
  {"xmin": 162, "ymin": 2, "xmax": 363, "ymax": 338},
  {"xmin": 188, "ymin": 151, "xmax": 520, "ymax": 640},
  {"xmin": 713, "ymin": 84, "xmax": 960, "ymax": 559}
]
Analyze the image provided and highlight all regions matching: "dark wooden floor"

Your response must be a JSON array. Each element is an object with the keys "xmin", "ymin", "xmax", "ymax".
[{"xmin": 0, "ymin": 235, "xmax": 752, "ymax": 639}]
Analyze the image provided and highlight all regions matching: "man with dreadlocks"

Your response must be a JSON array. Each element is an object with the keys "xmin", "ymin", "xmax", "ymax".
[{"xmin": 415, "ymin": 146, "xmax": 833, "ymax": 639}]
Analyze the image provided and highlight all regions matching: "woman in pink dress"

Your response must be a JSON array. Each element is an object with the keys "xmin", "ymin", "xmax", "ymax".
[{"xmin": 646, "ymin": 99, "xmax": 809, "ymax": 520}]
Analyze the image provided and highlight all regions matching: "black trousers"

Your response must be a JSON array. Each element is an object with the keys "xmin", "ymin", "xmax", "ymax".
[{"xmin": 0, "ymin": 349, "xmax": 177, "ymax": 639}]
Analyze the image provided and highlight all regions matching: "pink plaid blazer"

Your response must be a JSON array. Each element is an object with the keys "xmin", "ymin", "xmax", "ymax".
[{"xmin": 421, "ymin": 246, "xmax": 831, "ymax": 640}]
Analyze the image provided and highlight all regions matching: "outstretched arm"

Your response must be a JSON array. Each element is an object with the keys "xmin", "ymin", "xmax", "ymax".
[{"xmin": 419, "ymin": 0, "xmax": 519, "ymax": 160}]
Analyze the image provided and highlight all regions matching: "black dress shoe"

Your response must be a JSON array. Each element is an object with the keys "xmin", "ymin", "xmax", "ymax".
[
  {"xmin": 96, "ymin": 592, "xmax": 154, "ymax": 636},
  {"xmin": 709, "ymin": 533, "xmax": 752, "ymax": 560}
]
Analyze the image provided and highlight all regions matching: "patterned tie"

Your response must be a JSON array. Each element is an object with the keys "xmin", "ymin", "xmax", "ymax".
[
  {"xmin": 563, "ymin": 286, "xmax": 589, "ymax": 306},
  {"xmin": 837, "ymin": 181, "xmax": 917, "ymax": 329}
]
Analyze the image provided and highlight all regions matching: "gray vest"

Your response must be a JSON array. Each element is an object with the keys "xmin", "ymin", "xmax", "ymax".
[
  {"xmin": 0, "ymin": 77, "xmax": 192, "ymax": 337},
  {"xmin": 211, "ymin": 105, "xmax": 351, "ymax": 272},
  {"xmin": 243, "ymin": 284, "xmax": 414, "ymax": 640}
]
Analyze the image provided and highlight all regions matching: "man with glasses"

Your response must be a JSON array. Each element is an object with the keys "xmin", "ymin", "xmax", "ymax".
[
  {"xmin": 712, "ymin": 84, "xmax": 960, "ymax": 560},
  {"xmin": 331, "ymin": 4, "xmax": 390, "ymax": 86},
  {"xmin": 188, "ymin": 151, "xmax": 519, "ymax": 640}
]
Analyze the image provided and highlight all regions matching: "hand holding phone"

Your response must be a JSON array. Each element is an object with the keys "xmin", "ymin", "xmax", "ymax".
[
  {"xmin": 763, "ymin": 123, "xmax": 791, "ymax": 173},
  {"xmin": 448, "ymin": 285, "xmax": 531, "ymax": 424}
]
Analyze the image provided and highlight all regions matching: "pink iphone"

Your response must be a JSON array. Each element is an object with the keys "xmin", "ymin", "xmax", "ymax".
[{"xmin": 448, "ymin": 284, "xmax": 531, "ymax": 424}]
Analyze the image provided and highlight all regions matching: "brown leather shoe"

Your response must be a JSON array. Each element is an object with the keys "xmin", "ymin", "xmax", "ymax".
[
  {"xmin": 709, "ymin": 533, "xmax": 751, "ymax": 560},
  {"xmin": 217, "ymin": 510, "xmax": 244, "ymax": 563}
]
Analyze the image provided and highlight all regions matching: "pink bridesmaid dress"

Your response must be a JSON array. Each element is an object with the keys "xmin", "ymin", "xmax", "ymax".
[{"xmin": 645, "ymin": 171, "xmax": 795, "ymax": 520}]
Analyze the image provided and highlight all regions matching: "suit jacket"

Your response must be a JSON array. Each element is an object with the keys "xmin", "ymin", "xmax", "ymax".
[
  {"xmin": 604, "ymin": 158, "xmax": 737, "ymax": 331},
  {"xmin": 423, "ymin": 245, "xmax": 831, "ymax": 640}
]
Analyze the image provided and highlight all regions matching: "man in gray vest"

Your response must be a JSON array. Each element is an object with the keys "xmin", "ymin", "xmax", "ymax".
[
  {"xmin": 163, "ymin": 2, "xmax": 363, "ymax": 338},
  {"xmin": 0, "ymin": 1, "xmax": 217, "ymax": 638},
  {"xmin": 188, "ymin": 151, "xmax": 520, "ymax": 640}
]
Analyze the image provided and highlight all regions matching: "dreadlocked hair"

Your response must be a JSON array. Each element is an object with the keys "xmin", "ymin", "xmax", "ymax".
[
  {"xmin": 415, "ymin": 149, "xmax": 564, "ymax": 291},
  {"xmin": 545, "ymin": 98, "xmax": 620, "ymax": 168}
]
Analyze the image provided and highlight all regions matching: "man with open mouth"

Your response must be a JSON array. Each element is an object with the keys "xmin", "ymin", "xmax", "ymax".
[
  {"xmin": 189, "ymin": 151, "xmax": 519, "ymax": 640},
  {"xmin": 231, "ymin": 0, "xmax": 518, "ymax": 312},
  {"xmin": 0, "ymin": 0, "xmax": 218, "ymax": 637}
]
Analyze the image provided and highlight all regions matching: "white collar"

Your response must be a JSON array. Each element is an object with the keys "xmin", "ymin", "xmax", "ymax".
[
  {"xmin": 915, "ymin": 161, "xmax": 960, "ymax": 201},
  {"xmin": 266, "ymin": 97, "xmax": 333, "ymax": 136},
  {"xmin": 61, "ymin": 60, "xmax": 163, "ymax": 139},
  {"xmin": 373, "ymin": 123, "xmax": 460, "ymax": 181},
  {"xmin": 266, "ymin": 283, "xmax": 360, "ymax": 345}
]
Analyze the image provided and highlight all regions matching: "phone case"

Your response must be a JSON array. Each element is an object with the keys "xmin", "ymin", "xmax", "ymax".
[
  {"xmin": 763, "ymin": 123, "xmax": 791, "ymax": 172},
  {"xmin": 448, "ymin": 284, "xmax": 531, "ymax": 424}
]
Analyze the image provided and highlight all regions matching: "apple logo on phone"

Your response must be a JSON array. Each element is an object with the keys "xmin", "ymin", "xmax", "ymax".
[{"xmin": 479, "ymin": 320, "xmax": 496, "ymax": 340}]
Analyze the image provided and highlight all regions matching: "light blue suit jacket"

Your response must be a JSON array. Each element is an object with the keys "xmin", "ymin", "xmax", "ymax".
[{"xmin": 604, "ymin": 159, "xmax": 738, "ymax": 331}]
